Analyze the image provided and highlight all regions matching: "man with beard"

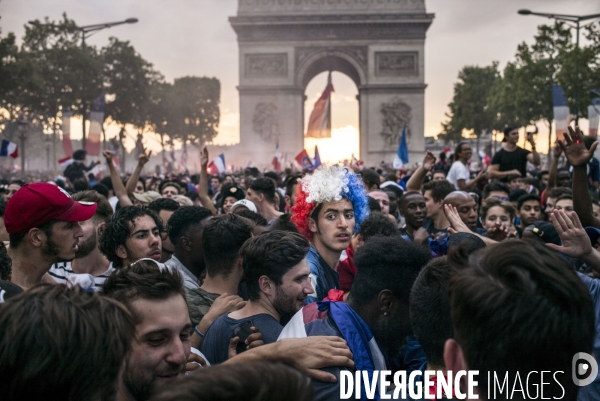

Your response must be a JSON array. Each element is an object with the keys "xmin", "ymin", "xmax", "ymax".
[
  {"xmin": 443, "ymin": 191, "xmax": 479, "ymax": 233},
  {"xmin": 99, "ymin": 206, "xmax": 164, "ymax": 269},
  {"xmin": 48, "ymin": 190, "xmax": 114, "ymax": 290},
  {"xmin": 4, "ymin": 183, "xmax": 96, "ymax": 291},
  {"xmin": 201, "ymin": 230, "xmax": 313, "ymax": 364},
  {"xmin": 278, "ymin": 236, "xmax": 432, "ymax": 401},
  {"xmin": 398, "ymin": 191, "xmax": 429, "ymax": 243},
  {"xmin": 291, "ymin": 165, "xmax": 369, "ymax": 304},
  {"xmin": 516, "ymin": 194, "xmax": 542, "ymax": 237}
]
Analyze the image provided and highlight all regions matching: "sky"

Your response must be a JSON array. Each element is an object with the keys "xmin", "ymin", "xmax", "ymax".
[{"xmin": 1, "ymin": 0, "xmax": 599, "ymax": 162}]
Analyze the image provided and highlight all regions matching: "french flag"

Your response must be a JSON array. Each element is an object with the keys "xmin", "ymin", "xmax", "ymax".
[
  {"xmin": 207, "ymin": 154, "xmax": 226, "ymax": 174},
  {"xmin": 0, "ymin": 140, "xmax": 18, "ymax": 158},
  {"xmin": 58, "ymin": 156, "xmax": 73, "ymax": 167}
]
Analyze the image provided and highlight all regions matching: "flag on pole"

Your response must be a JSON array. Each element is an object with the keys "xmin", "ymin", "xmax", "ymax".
[
  {"xmin": 272, "ymin": 144, "xmax": 282, "ymax": 172},
  {"xmin": 0, "ymin": 140, "xmax": 18, "ymax": 158},
  {"xmin": 553, "ymin": 85, "xmax": 570, "ymax": 142},
  {"xmin": 86, "ymin": 94, "xmax": 105, "ymax": 156},
  {"xmin": 61, "ymin": 108, "xmax": 73, "ymax": 158},
  {"xmin": 313, "ymin": 145, "xmax": 322, "ymax": 168},
  {"xmin": 477, "ymin": 149, "xmax": 490, "ymax": 168},
  {"xmin": 207, "ymin": 154, "xmax": 226, "ymax": 174},
  {"xmin": 295, "ymin": 149, "xmax": 314, "ymax": 170},
  {"xmin": 393, "ymin": 124, "xmax": 409, "ymax": 169},
  {"xmin": 305, "ymin": 71, "xmax": 334, "ymax": 138}
]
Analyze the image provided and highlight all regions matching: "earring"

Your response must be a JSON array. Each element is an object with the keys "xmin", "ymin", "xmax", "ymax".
[{"xmin": 383, "ymin": 312, "xmax": 388, "ymax": 316}]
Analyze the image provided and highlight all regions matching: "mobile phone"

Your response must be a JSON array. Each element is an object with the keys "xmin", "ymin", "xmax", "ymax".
[{"xmin": 233, "ymin": 320, "xmax": 254, "ymax": 355}]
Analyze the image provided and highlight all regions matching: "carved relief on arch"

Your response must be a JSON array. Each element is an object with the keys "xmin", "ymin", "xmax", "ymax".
[
  {"xmin": 380, "ymin": 97, "xmax": 412, "ymax": 147},
  {"xmin": 252, "ymin": 102, "xmax": 280, "ymax": 143}
]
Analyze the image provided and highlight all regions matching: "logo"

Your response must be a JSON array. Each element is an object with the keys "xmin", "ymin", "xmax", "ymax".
[{"xmin": 572, "ymin": 352, "xmax": 598, "ymax": 386}]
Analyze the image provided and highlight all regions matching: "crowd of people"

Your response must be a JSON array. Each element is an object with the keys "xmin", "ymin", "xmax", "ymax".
[{"xmin": 0, "ymin": 125, "xmax": 600, "ymax": 401}]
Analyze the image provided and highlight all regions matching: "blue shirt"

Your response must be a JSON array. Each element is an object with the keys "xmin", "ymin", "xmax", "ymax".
[{"xmin": 305, "ymin": 246, "xmax": 341, "ymax": 305}]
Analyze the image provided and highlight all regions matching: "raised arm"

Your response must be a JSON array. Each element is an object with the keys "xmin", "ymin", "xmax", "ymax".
[
  {"xmin": 526, "ymin": 134, "xmax": 541, "ymax": 166},
  {"xmin": 103, "ymin": 150, "xmax": 132, "ymax": 207},
  {"xmin": 559, "ymin": 126, "xmax": 600, "ymax": 229},
  {"xmin": 406, "ymin": 151, "xmax": 436, "ymax": 192},
  {"xmin": 546, "ymin": 144, "xmax": 562, "ymax": 191},
  {"xmin": 125, "ymin": 147, "xmax": 151, "ymax": 195},
  {"xmin": 198, "ymin": 146, "xmax": 218, "ymax": 215}
]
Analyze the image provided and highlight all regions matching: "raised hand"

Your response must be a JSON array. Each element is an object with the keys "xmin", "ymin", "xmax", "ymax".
[
  {"xmin": 559, "ymin": 126, "xmax": 597, "ymax": 167},
  {"xmin": 546, "ymin": 210, "xmax": 593, "ymax": 258},
  {"xmin": 200, "ymin": 146, "xmax": 209, "ymax": 168},
  {"xmin": 138, "ymin": 146, "xmax": 152, "ymax": 166},
  {"xmin": 102, "ymin": 150, "xmax": 113, "ymax": 164},
  {"xmin": 553, "ymin": 142, "xmax": 562, "ymax": 159},
  {"xmin": 422, "ymin": 151, "xmax": 436, "ymax": 171},
  {"xmin": 444, "ymin": 204, "xmax": 470, "ymax": 234}
]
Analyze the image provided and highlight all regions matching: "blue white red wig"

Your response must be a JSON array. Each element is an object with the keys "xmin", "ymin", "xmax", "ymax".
[{"xmin": 291, "ymin": 165, "xmax": 369, "ymax": 240}]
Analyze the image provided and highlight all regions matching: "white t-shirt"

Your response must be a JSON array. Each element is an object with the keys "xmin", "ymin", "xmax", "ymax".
[
  {"xmin": 49, "ymin": 261, "xmax": 115, "ymax": 291},
  {"xmin": 446, "ymin": 161, "xmax": 471, "ymax": 190}
]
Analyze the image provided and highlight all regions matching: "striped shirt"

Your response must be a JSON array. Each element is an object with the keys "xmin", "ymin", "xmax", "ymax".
[{"xmin": 48, "ymin": 261, "xmax": 115, "ymax": 291}]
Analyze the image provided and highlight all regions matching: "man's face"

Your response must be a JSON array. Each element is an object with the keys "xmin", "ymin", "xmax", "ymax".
[
  {"xmin": 423, "ymin": 190, "xmax": 441, "ymax": 219},
  {"xmin": 399, "ymin": 194, "xmax": 427, "ymax": 229},
  {"xmin": 540, "ymin": 173, "xmax": 549, "ymax": 187},
  {"xmin": 123, "ymin": 295, "xmax": 191, "ymax": 401},
  {"xmin": 310, "ymin": 199, "xmax": 355, "ymax": 253},
  {"xmin": 459, "ymin": 144, "xmax": 472, "ymax": 160},
  {"xmin": 158, "ymin": 210, "xmax": 175, "ymax": 254},
  {"xmin": 162, "ymin": 186, "xmax": 178, "ymax": 199},
  {"xmin": 75, "ymin": 218, "xmax": 99, "ymax": 259},
  {"xmin": 557, "ymin": 172, "xmax": 571, "ymax": 188},
  {"xmin": 545, "ymin": 197, "xmax": 557, "ymax": 216},
  {"xmin": 385, "ymin": 191, "xmax": 398, "ymax": 215},
  {"xmin": 555, "ymin": 199, "xmax": 574, "ymax": 213},
  {"xmin": 593, "ymin": 203, "xmax": 600, "ymax": 219},
  {"xmin": 6, "ymin": 184, "xmax": 21, "ymax": 201},
  {"xmin": 285, "ymin": 184, "xmax": 299, "ymax": 208},
  {"xmin": 483, "ymin": 206, "xmax": 512, "ymax": 232},
  {"xmin": 452, "ymin": 197, "xmax": 478, "ymax": 231},
  {"xmin": 508, "ymin": 177, "xmax": 522, "ymax": 190},
  {"xmin": 369, "ymin": 191, "xmax": 390, "ymax": 215},
  {"xmin": 507, "ymin": 129, "xmax": 519, "ymax": 144},
  {"xmin": 272, "ymin": 258, "xmax": 313, "ymax": 317},
  {"xmin": 519, "ymin": 200, "xmax": 542, "ymax": 226},
  {"xmin": 42, "ymin": 221, "xmax": 85, "ymax": 262},
  {"xmin": 245, "ymin": 188, "xmax": 260, "ymax": 206},
  {"xmin": 119, "ymin": 215, "xmax": 162, "ymax": 265},
  {"xmin": 432, "ymin": 172, "xmax": 446, "ymax": 181},
  {"xmin": 210, "ymin": 178, "xmax": 221, "ymax": 192}
]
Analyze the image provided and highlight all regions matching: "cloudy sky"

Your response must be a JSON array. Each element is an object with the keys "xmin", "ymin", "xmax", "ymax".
[{"xmin": 1, "ymin": 0, "xmax": 598, "ymax": 161}]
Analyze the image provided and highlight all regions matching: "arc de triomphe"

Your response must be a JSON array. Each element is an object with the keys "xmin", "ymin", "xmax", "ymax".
[{"xmin": 229, "ymin": 0, "xmax": 434, "ymax": 166}]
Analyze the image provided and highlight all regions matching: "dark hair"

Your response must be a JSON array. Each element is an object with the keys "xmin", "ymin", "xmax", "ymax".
[
  {"xmin": 0, "ymin": 199, "xmax": 6, "ymax": 218},
  {"xmin": 422, "ymin": 180, "xmax": 455, "ymax": 202},
  {"xmin": 517, "ymin": 194, "xmax": 540, "ymax": 210},
  {"xmin": 503, "ymin": 126, "xmax": 516, "ymax": 136},
  {"xmin": 90, "ymin": 183, "xmax": 110, "ymax": 198},
  {"xmin": 99, "ymin": 206, "xmax": 164, "ymax": 268},
  {"xmin": 72, "ymin": 149, "xmax": 87, "ymax": 161},
  {"xmin": 446, "ymin": 232, "xmax": 486, "ymax": 255},
  {"xmin": 202, "ymin": 214, "xmax": 254, "ymax": 279},
  {"xmin": 482, "ymin": 181, "xmax": 510, "ymax": 199},
  {"xmin": 410, "ymin": 257, "xmax": 453, "ymax": 368},
  {"xmin": 350, "ymin": 236, "xmax": 432, "ymax": 307},
  {"xmin": 367, "ymin": 196, "xmax": 382, "ymax": 212},
  {"xmin": 73, "ymin": 178, "xmax": 89, "ymax": 192},
  {"xmin": 361, "ymin": 169, "xmax": 380, "ymax": 189},
  {"xmin": 210, "ymin": 175, "xmax": 223, "ymax": 184},
  {"xmin": 521, "ymin": 177, "xmax": 541, "ymax": 192},
  {"xmin": 509, "ymin": 188, "xmax": 527, "ymax": 203},
  {"xmin": 537, "ymin": 170, "xmax": 549, "ymax": 180},
  {"xmin": 241, "ymin": 231, "xmax": 310, "ymax": 301},
  {"xmin": 285, "ymin": 176, "xmax": 300, "ymax": 198},
  {"xmin": 99, "ymin": 176, "xmax": 113, "ymax": 191},
  {"xmin": 234, "ymin": 209, "xmax": 268, "ymax": 226},
  {"xmin": 268, "ymin": 213, "xmax": 300, "ymax": 233},
  {"xmin": 9, "ymin": 219, "xmax": 57, "ymax": 250},
  {"xmin": 263, "ymin": 171, "xmax": 279, "ymax": 183},
  {"xmin": 185, "ymin": 190, "xmax": 199, "ymax": 202},
  {"xmin": 0, "ymin": 242, "xmax": 11, "ymax": 280},
  {"xmin": 148, "ymin": 197, "xmax": 180, "ymax": 214},
  {"xmin": 0, "ymin": 284, "xmax": 134, "ymax": 401},
  {"xmin": 73, "ymin": 190, "xmax": 113, "ymax": 223},
  {"xmin": 432, "ymin": 169, "xmax": 446, "ymax": 177},
  {"xmin": 358, "ymin": 212, "xmax": 398, "ymax": 241},
  {"xmin": 168, "ymin": 206, "xmax": 213, "ymax": 245},
  {"xmin": 102, "ymin": 259, "xmax": 185, "ymax": 324},
  {"xmin": 454, "ymin": 142, "xmax": 468, "ymax": 156},
  {"xmin": 159, "ymin": 181, "xmax": 183, "ymax": 195},
  {"xmin": 449, "ymin": 240, "xmax": 594, "ymax": 401},
  {"xmin": 250, "ymin": 177, "xmax": 276, "ymax": 204},
  {"xmin": 149, "ymin": 362, "xmax": 313, "ymax": 401},
  {"xmin": 556, "ymin": 194, "xmax": 573, "ymax": 202},
  {"xmin": 547, "ymin": 187, "xmax": 572, "ymax": 200}
]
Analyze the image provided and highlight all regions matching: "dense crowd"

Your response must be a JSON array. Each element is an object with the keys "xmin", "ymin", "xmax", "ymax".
[{"xmin": 0, "ymin": 125, "xmax": 600, "ymax": 401}]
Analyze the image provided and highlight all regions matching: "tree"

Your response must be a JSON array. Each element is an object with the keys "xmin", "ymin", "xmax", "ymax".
[{"xmin": 441, "ymin": 63, "xmax": 500, "ymax": 148}]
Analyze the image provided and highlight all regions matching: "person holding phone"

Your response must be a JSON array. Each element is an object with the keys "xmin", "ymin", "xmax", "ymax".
[
  {"xmin": 488, "ymin": 126, "xmax": 540, "ymax": 180},
  {"xmin": 200, "ymin": 231, "xmax": 313, "ymax": 364}
]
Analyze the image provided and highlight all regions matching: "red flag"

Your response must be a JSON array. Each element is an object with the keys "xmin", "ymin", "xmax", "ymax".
[
  {"xmin": 272, "ymin": 144, "xmax": 282, "ymax": 172},
  {"xmin": 295, "ymin": 149, "xmax": 314, "ymax": 170},
  {"xmin": 305, "ymin": 71, "xmax": 334, "ymax": 138}
]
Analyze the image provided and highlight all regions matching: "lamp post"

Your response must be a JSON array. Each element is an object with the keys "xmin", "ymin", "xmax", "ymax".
[
  {"xmin": 518, "ymin": 9, "xmax": 600, "ymax": 125},
  {"xmin": 17, "ymin": 118, "xmax": 28, "ymax": 177},
  {"xmin": 28, "ymin": 18, "xmax": 138, "ymax": 151}
]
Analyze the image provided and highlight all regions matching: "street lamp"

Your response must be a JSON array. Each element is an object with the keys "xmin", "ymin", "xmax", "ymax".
[
  {"xmin": 518, "ymin": 9, "xmax": 600, "ymax": 124},
  {"xmin": 28, "ymin": 18, "xmax": 138, "ymax": 150},
  {"xmin": 17, "ymin": 118, "xmax": 28, "ymax": 177}
]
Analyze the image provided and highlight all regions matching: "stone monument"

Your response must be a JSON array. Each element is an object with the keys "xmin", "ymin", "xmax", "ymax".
[{"xmin": 228, "ymin": 0, "xmax": 434, "ymax": 167}]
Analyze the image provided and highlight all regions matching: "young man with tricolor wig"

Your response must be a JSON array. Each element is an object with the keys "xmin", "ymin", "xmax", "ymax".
[{"xmin": 291, "ymin": 165, "xmax": 369, "ymax": 304}]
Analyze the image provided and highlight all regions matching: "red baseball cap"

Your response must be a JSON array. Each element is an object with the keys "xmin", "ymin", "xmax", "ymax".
[{"xmin": 4, "ymin": 183, "xmax": 97, "ymax": 234}]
